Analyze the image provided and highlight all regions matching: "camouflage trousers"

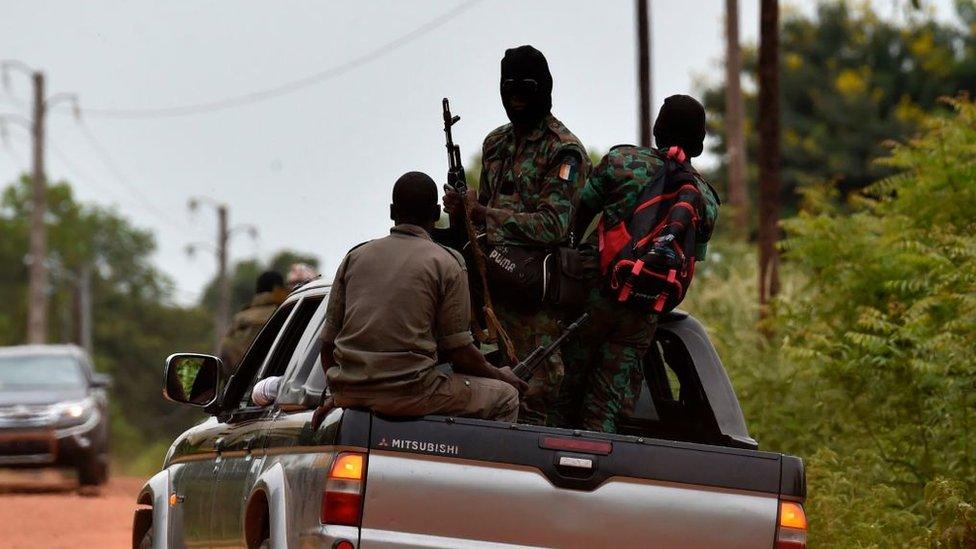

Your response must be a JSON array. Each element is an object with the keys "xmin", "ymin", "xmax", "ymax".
[
  {"xmin": 495, "ymin": 303, "xmax": 566, "ymax": 426},
  {"xmin": 556, "ymin": 284, "xmax": 657, "ymax": 433}
]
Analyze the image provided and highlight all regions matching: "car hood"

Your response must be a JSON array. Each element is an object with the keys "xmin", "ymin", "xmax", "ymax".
[{"xmin": 0, "ymin": 388, "xmax": 88, "ymax": 407}]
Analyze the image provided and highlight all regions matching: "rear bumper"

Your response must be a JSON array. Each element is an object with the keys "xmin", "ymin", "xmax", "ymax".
[
  {"xmin": 357, "ymin": 529, "xmax": 529, "ymax": 548},
  {"xmin": 0, "ymin": 411, "xmax": 105, "ymax": 467}
]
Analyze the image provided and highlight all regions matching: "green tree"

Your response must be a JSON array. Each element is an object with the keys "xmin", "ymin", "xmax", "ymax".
[
  {"xmin": 777, "ymin": 98, "xmax": 976, "ymax": 544},
  {"xmin": 703, "ymin": 1, "xmax": 976, "ymax": 214}
]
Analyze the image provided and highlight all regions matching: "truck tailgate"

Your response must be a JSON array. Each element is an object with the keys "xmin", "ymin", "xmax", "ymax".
[{"xmin": 359, "ymin": 416, "xmax": 781, "ymax": 548}]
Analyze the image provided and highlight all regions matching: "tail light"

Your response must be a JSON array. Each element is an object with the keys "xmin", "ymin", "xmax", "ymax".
[
  {"xmin": 775, "ymin": 501, "xmax": 808, "ymax": 548},
  {"xmin": 321, "ymin": 452, "xmax": 367, "ymax": 527},
  {"xmin": 539, "ymin": 436, "xmax": 613, "ymax": 455}
]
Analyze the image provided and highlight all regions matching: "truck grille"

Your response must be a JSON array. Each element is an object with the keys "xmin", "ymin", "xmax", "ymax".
[{"xmin": 0, "ymin": 437, "xmax": 53, "ymax": 456}]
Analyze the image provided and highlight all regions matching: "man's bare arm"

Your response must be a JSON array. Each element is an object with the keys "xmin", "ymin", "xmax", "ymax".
[{"xmin": 446, "ymin": 344, "xmax": 528, "ymax": 394}]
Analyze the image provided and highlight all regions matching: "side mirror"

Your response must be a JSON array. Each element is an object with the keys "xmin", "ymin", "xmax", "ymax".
[
  {"xmin": 164, "ymin": 353, "xmax": 221, "ymax": 407},
  {"xmin": 91, "ymin": 372, "xmax": 113, "ymax": 389}
]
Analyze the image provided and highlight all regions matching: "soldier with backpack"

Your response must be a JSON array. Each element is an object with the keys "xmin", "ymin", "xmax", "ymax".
[{"xmin": 556, "ymin": 95, "xmax": 720, "ymax": 433}]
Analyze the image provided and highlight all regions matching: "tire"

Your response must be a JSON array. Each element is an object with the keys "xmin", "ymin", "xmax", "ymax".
[
  {"xmin": 132, "ymin": 508, "xmax": 153, "ymax": 549},
  {"xmin": 138, "ymin": 529, "xmax": 153, "ymax": 549},
  {"xmin": 78, "ymin": 452, "xmax": 109, "ymax": 486}
]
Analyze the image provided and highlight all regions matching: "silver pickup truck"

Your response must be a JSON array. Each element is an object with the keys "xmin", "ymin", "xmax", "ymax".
[{"xmin": 133, "ymin": 279, "xmax": 807, "ymax": 548}]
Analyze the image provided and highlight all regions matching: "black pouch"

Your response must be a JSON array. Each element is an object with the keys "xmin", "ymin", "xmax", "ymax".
[
  {"xmin": 544, "ymin": 247, "xmax": 585, "ymax": 308},
  {"xmin": 483, "ymin": 243, "xmax": 547, "ymax": 303}
]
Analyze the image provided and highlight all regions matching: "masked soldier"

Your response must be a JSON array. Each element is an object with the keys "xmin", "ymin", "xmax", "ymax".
[
  {"xmin": 559, "ymin": 95, "xmax": 716, "ymax": 433},
  {"xmin": 218, "ymin": 271, "xmax": 287, "ymax": 375},
  {"xmin": 443, "ymin": 45, "xmax": 589, "ymax": 426}
]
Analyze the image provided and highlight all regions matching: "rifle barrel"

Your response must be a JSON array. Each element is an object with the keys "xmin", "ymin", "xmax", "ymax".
[{"xmin": 511, "ymin": 313, "xmax": 590, "ymax": 380}]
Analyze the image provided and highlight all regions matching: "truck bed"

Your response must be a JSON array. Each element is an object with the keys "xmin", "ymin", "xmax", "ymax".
[{"xmin": 354, "ymin": 412, "xmax": 803, "ymax": 548}]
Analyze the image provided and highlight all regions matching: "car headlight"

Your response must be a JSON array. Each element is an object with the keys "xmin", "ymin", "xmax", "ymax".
[{"xmin": 56, "ymin": 399, "xmax": 95, "ymax": 425}]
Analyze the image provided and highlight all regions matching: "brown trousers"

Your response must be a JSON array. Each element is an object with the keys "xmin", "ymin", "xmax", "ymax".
[{"xmin": 333, "ymin": 371, "xmax": 519, "ymax": 423}]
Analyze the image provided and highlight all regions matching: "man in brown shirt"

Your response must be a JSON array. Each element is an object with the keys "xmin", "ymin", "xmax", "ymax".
[{"xmin": 319, "ymin": 172, "xmax": 526, "ymax": 421}]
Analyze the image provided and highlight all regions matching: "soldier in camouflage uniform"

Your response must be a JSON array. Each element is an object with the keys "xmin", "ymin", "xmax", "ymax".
[
  {"xmin": 443, "ymin": 45, "xmax": 589, "ymax": 425},
  {"xmin": 218, "ymin": 270, "xmax": 287, "ymax": 375},
  {"xmin": 559, "ymin": 95, "xmax": 717, "ymax": 433}
]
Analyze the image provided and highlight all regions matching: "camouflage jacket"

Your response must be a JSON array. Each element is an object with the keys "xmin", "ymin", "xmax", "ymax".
[
  {"xmin": 579, "ymin": 145, "xmax": 720, "ymax": 268},
  {"xmin": 218, "ymin": 291, "xmax": 283, "ymax": 374},
  {"xmin": 478, "ymin": 114, "xmax": 589, "ymax": 247}
]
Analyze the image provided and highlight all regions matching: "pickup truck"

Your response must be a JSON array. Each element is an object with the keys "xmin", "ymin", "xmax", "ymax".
[{"xmin": 134, "ymin": 278, "xmax": 807, "ymax": 548}]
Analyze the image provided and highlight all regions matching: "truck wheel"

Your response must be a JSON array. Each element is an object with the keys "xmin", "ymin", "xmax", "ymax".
[
  {"xmin": 78, "ymin": 452, "xmax": 109, "ymax": 487},
  {"xmin": 137, "ymin": 529, "xmax": 153, "ymax": 549},
  {"xmin": 133, "ymin": 508, "xmax": 153, "ymax": 549}
]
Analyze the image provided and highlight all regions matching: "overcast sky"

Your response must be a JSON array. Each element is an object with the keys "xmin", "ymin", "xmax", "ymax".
[{"xmin": 0, "ymin": 0, "xmax": 956, "ymax": 305}]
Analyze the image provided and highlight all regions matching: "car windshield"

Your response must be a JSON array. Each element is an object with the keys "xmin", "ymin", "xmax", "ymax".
[{"xmin": 0, "ymin": 354, "xmax": 86, "ymax": 390}]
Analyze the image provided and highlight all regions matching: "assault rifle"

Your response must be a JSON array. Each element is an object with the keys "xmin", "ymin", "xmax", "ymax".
[
  {"xmin": 442, "ymin": 98, "xmax": 516, "ymax": 363},
  {"xmin": 442, "ymin": 98, "xmax": 465, "ymax": 194},
  {"xmin": 511, "ymin": 313, "xmax": 591, "ymax": 382}
]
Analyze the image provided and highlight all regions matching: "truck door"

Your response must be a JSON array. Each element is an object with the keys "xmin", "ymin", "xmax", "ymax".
[
  {"xmin": 198, "ymin": 299, "xmax": 296, "ymax": 546},
  {"xmin": 211, "ymin": 295, "xmax": 324, "ymax": 546},
  {"xmin": 168, "ymin": 418, "xmax": 223, "ymax": 548}
]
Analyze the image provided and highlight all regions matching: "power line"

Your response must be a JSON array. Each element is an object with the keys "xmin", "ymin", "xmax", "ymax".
[
  {"xmin": 4, "ymin": 121, "xmax": 195, "ymax": 236},
  {"xmin": 1, "ymin": 135, "xmax": 27, "ymax": 167},
  {"xmin": 74, "ymin": 120, "xmax": 195, "ymax": 236},
  {"xmin": 48, "ymin": 141, "xmax": 126, "ymax": 203},
  {"xmin": 79, "ymin": 1, "xmax": 483, "ymax": 119}
]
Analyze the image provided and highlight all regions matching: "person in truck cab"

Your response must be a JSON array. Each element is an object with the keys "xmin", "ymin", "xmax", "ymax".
[
  {"xmin": 318, "ymin": 171, "xmax": 527, "ymax": 421},
  {"xmin": 218, "ymin": 270, "xmax": 287, "ymax": 375}
]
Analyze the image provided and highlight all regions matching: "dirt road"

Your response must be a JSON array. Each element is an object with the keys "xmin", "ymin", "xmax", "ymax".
[{"xmin": 0, "ymin": 472, "xmax": 143, "ymax": 549}]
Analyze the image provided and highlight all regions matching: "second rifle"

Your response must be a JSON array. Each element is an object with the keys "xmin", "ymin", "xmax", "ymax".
[{"xmin": 511, "ymin": 313, "xmax": 590, "ymax": 382}]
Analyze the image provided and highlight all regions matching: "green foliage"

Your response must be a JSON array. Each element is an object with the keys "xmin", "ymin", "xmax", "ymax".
[
  {"xmin": 801, "ymin": 98, "xmax": 976, "ymax": 544},
  {"xmin": 683, "ymin": 100, "xmax": 976, "ymax": 545},
  {"xmin": 703, "ymin": 1, "xmax": 976, "ymax": 215}
]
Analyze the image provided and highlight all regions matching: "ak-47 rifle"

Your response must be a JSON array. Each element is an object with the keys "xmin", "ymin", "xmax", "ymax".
[
  {"xmin": 442, "ymin": 98, "xmax": 517, "ymax": 363},
  {"xmin": 511, "ymin": 313, "xmax": 590, "ymax": 382}
]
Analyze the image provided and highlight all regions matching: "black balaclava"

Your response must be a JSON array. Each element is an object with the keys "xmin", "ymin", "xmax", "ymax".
[
  {"xmin": 500, "ymin": 45, "xmax": 553, "ymax": 128},
  {"xmin": 653, "ymin": 94, "xmax": 707, "ymax": 158}
]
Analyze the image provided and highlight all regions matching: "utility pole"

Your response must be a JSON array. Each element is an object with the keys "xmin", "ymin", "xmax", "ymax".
[
  {"xmin": 636, "ymin": 0, "xmax": 653, "ymax": 147},
  {"xmin": 216, "ymin": 205, "xmax": 230, "ymax": 350},
  {"xmin": 758, "ymin": 0, "xmax": 782, "ymax": 319},
  {"xmin": 3, "ymin": 61, "xmax": 79, "ymax": 344},
  {"xmin": 725, "ymin": 0, "xmax": 749, "ymax": 236},
  {"xmin": 27, "ymin": 71, "xmax": 47, "ymax": 343},
  {"xmin": 188, "ymin": 198, "xmax": 257, "ymax": 353},
  {"xmin": 73, "ymin": 264, "xmax": 93, "ymax": 355}
]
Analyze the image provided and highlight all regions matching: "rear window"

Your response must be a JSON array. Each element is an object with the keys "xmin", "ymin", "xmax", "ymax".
[
  {"xmin": 0, "ymin": 355, "xmax": 85, "ymax": 390},
  {"xmin": 619, "ymin": 330, "xmax": 723, "ymax": 445}
]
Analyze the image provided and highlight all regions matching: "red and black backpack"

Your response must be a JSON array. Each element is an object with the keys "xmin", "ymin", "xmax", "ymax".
[{"xmin": 598, "ymin": 146, "xmax": 720, "ymax": 314}]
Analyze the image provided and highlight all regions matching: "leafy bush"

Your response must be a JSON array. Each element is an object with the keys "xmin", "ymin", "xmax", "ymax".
[{"xmin": 686, "ymin": 98, "xmax": 976, "ymax": 546}]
